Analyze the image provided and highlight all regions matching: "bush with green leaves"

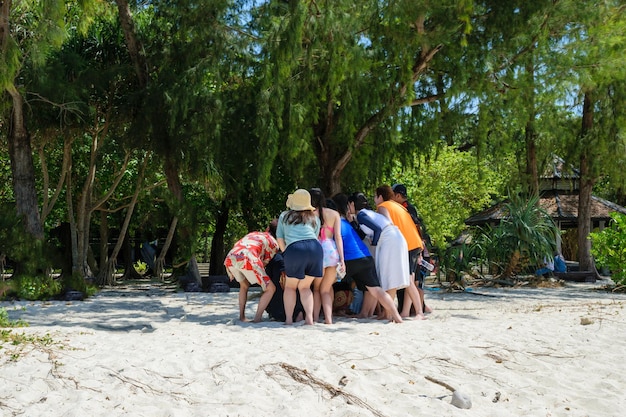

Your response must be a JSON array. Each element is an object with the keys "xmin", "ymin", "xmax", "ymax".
[
  {"xmin": 0, "ymin": 207, "xmax": 49, "ymax": 276},
  {"xmin": 590, "ymin": 212, "xmax": 626, "ymax": 286},
  {"xmin": 390, "ymin": 145, "xmax": 509, "ymax": 249},
  {"xmin": 466, "ymin": 194, "xmax": 559, "ymax": 278},
  {"xmin": 14, "ymin": 276, "xmax": 62, "ymax": 301},
  {"xmin": 0, "ymin": 308, "xmax": 27, "ymax": 328}
]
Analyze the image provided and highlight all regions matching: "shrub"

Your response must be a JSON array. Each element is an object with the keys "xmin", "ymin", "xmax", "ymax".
[
  {"xmin": 590, "ymin": 212, "xmax": 626, "ymax": 286},
  {"xmin": 134, "ymin": 260, "xmax": 148, "ymax": 274},
  {"xmin": 466, "ymin": 194, "xmax": 559, "ymax": 278},
  {"xmin": 14, "ymin": 275, "xmax": 62, "ymax": 301},
  {"xmin": 0, "ymin": 308, "xmax": 28, "ymax": 328}
]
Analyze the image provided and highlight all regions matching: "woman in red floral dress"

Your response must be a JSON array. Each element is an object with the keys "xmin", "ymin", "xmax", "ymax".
[{"xmin": 224, "ymin": 227, "xmax": 280, "ymax": 322}]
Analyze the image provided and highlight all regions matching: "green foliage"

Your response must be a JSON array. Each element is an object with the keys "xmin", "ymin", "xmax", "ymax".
[
  {"xmin": 469, "ymin": 194, "xmax": 559, "ymax": 278},
  {"xmin": 391, "ymin": 145, "xmax": 509, "ymax": 248},
  {"xmin": 0, "ymin": 308, "xmax": 27, "ymax": 328},
  {"xmin": 134, "ymin": 260, "xmax": 148, "ymax": 275},
  {"xmin": 14, "ymin": 276, "xmax": 62, "ymax": 301},
  {"xmin": 2, "ymin": 0, "xmax": 626, "ymax": 284},
  {"xmin": 438, "ymin": 240, "xmax": 476, "ymax": 284},
  {"xmin": 590, "ymin": 212, "xmax": 626, "ymax": 286},
  {"xmin": 0, "ymin": 325, "xmax": 62, "ymax": 363},
  {"xmin": 62, "ymin": 272, "xmax": 88, "ymax": 295},
  {"xmin": 0, "ymin": 207, "xmax": 49, "ymax": 276}
]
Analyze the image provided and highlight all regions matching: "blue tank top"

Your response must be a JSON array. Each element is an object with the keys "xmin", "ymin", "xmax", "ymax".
[{"xmin": 340, "ymin": 218, "xmax": 370, "ymax": 261}]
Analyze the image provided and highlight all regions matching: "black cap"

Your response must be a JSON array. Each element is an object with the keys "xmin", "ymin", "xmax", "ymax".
[{"xmin": 392, "ymin": 184, "xmax": 407, "ymax": 197}]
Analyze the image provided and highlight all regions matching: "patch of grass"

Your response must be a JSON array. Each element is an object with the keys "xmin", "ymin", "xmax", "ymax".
[
  {"xmin": 0, "ymin": 307, "xmax": 61, "ymax": 362},
  {"xmin": 0, "ymin": 329, "xmax": 60, "ymax": 362},
  {"xmin": 0, "ymin": 307, "xmax": 27, "ymax": 328}
]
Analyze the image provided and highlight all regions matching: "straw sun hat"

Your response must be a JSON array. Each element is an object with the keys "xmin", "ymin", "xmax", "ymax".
[{"xmin": 286, "ymin": 189, "xmax": 315, "ymax": 211}]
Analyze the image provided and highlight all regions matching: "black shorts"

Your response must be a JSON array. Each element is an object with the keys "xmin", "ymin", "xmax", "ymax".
[
  {"xmin": 408, "ymin": 248, "xmax": 422, "ymax": 275},
  {"xmin": 344, "ymin": 257, "xmax": 380, "ymax": 291},
  {"xmin": 416, "ymin": 271, "xmax": 425, "ymax": 289}
]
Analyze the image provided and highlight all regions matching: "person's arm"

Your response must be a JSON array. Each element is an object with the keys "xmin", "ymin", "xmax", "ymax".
[
  {"xmin": 276, "ymin": 213, "xmax": 287, "ymax": 252},
  {"xmin": 376, "ymin": 205, "xmax": 392, "ymax": 221},
  {"xmin": 331, "ymin": 210, "xmax": 345, "ymax": 265},
  {"xmin": 357, "ymin": 211, "xmax": 382, "ymax": 246}
]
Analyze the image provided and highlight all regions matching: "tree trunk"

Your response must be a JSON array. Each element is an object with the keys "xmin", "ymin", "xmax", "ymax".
[
  {"xmin": 155, "ymin": 216, "xmax": 178, "ymax": 280},
  {"xmin": 6, "ymin": 85, "xmax": 44, "ymax": 239},
  {"xmin": 98, "ymin": 156, "xmax": 147, "ymax": 285},
  {"xmin": 76, "ymin": 130, "xmax": 99, "ymax": 278},
  {"xmin": 98, "ymin": 210, "xmax": 108, "ymax": 276},
  {"xmin": 209, "ymin": 200, "xmax": 229, "ymax": 276},
  {"xmin": 115, "ymin": 0, "xmax": 148, "ymax": 88},
  {"xmin": 121, "ymin": 231, "xmax": 142, "ymax": 280},
  {"xmin": 578, "ymin": 168, "xmax": 594, "ymax": 271},
  {"xmin": 525, "ymin": 126, "xmax": 539, "ymax": 196},
  {"xmin": 2, "ymin": 1, "xmax": 42, "ymax": 240},
  {"xmin": 524, "ymin": 55, "xmax": 539, "ymax": 196},
  {"xmin": 578, "ymin": 92, "xmax": 595, "ymax": 272},
  {"xmin": 66, "ymin": 158, "xmax": 82, "ymax": 276},
  {"xmin": 40, "ymin": 137, "xmax": 71, "ymax": 222},
  {"xmin": 163, "ymin": 155, "xmax": 200, "ymax": 283}
]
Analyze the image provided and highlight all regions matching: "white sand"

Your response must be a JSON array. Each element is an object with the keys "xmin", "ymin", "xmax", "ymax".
[{"xmin": 1, "ymin": 280, "xmax": 625, "ymax": 417}]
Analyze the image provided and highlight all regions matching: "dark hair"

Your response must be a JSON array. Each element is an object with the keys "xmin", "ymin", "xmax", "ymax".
[
  {"xmin": 375, "ymin": 185, "xmax": 394, "ymax": 201},
  {"xmin": 268, "ymin": 218, "xmax": 278, "ymax": 238},
  {"xmin": 349, "ymin": 192, "xmax": 370, "ymax": 211},
  {"xmin": 284, "ymin": 210, "xmax": 317, "ymax": 226},
  {"xmin": 326, "ymin": 198, "xmax": 337, "ymax": 211},
  {"xmin": 331, "ymin": 193, "xmax": 349, "ymax": 217},
  {"xmin": 309, "ymin": 188, "xmax": 326, "ymax": 227}
]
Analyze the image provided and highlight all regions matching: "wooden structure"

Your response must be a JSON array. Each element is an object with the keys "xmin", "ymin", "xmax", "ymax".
[{"xmin": 464, "ymin": 156, "xmax": 626, "ymax": 277}]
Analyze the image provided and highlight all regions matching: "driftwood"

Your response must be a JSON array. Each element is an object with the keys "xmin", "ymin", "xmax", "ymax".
[{"xmin": 262, "ymin": 362, "xmax": 388, "ymax": 417}]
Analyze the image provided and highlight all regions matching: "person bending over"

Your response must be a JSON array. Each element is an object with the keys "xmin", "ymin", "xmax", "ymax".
[
  {"xmin": 224, "ymin": 223, "xmax": 280, "ymax": 322},
  {"xmin": 276, "ymin": 189, "xmax": 324, "ymax": 325}
]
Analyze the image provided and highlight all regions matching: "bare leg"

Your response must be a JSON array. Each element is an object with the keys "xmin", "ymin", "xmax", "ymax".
[
  {"xmin": 313, "ymin": 278, "xmax": 322, "ymax": 322},
  {"xmin": 298, "ymin": 276, "xmax": 317, "ymax": 325},
  {"xmin": 238, "ymin": 280, "xmax": 250, "ymax": 321},
  {"xmin": 320, "ymin": 267, "xmax": 337, "ymax": 324},
  {"xmin": 401, "ymin": 279, "xmax": 425, "ymax": 319},
  {"xmin": 253, "ymin": 281, "xmax": 276, "ymax": 323},
  {"xmin": 419, "ymin": 287, "xmax": 433, "ymax": 313},
  {"xmin": 283, "ymin": 278, "xmax": 299, "ymax": 325},
  {"xmin": 379, "ymin": 288, "xmax": 397, "ymax": 320},
  {"xmin": 416, "ymin": 253, "xmax": 432, "ymax": 313},
  {"xmin": 358, "ymin": 291, "xmax": 378, "ymax": 318},
  {"xmin": 368, "ymin": 286, "xmax": 403, "ymax": 323},
  {"xmin": 401, "ymin": 287, "xmax": 412, "ymax": 316}
]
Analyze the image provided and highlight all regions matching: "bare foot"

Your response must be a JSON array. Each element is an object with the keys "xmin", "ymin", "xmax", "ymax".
[{"xmin": 424, "ymin": 305, "xmax": 433, "ymax": 314}]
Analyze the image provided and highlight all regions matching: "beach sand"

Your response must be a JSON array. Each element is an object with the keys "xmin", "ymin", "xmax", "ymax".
[{"xmin": 1, "ymin": 279, "xmax": 625, "ymax": 417}]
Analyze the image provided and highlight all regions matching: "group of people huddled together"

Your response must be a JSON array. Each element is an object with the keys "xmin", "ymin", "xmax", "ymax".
[{"xmin": 223, "ymin": 184, "xmax": 433, "ymax": 325}]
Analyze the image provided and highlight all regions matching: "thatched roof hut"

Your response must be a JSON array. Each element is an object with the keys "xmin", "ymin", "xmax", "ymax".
[
  {"xmin": 465, "ymin": 192, "xmax": 626, "ymax": 229},
  {"xmin": 463, "ymin": 156, "xmax": 626, "ymax": 261}
]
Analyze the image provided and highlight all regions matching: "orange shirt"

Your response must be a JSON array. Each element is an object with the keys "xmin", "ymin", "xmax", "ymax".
[{"xmin": 378, "ymin": 200, "xmax": 423, "ymax": 251}]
